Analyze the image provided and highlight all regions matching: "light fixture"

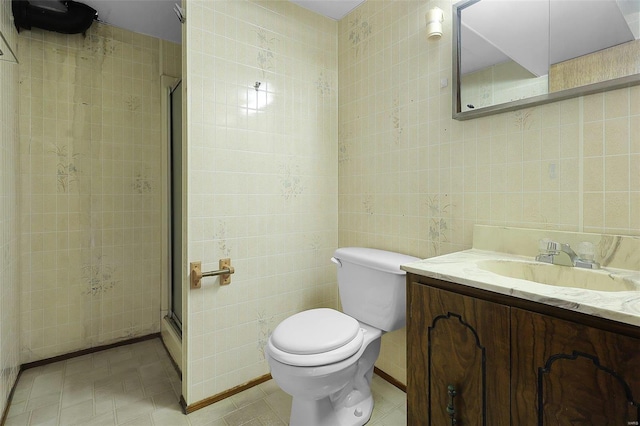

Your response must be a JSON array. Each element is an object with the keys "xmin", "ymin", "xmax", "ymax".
[{"xmin": 425, "ymin": 7, "xmax": 444, "ymax": 41}]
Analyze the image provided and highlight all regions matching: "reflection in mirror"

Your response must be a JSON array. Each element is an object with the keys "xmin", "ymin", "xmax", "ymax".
[
  {"xmin": 453, "ymin": 0, "xmax": 640, "ymax": 120},
  {"xmin": 549, "ymin": 0, "xmax": 640, "ymax": 91}
]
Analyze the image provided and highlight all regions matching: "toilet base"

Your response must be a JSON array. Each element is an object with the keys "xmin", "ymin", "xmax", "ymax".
[
  {"xmin": 267, "ymin": 322, "xmax": 382, "ymax": 426},
  {"xmin": 290, "ymin": 394, "xmax": 374, "ymax": 426}
]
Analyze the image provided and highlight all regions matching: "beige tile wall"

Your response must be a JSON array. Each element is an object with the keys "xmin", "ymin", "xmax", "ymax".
[
  {"xmin": 18, "ymin": 23, "xmax": 180, "ymax": 363},
  {"xmin": 184, "ymin": 0, "xmax": 338, "ymax": 404},
  {"xmin": 338, "ymin": 0, "xmax": 640, "ymax": 384},
  {"xmin": 0, "ymin": 0, "xmax": 20, "ymax": 416},
  {"xmin": 161, "ymin": 39, "xmax": 182, "ymax": 79}
]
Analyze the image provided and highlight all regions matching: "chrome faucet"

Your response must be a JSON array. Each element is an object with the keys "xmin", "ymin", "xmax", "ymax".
[
  {"xmin": 536, "ymin": 240, "xmax": 600, "ymax": 269},
  {"xmin": 558, "ymin": 242, "xmax": 578, "ymax": 265}
]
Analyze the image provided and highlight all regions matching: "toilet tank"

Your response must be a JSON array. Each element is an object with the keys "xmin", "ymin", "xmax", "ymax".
[{"xmin": 332, "ymin": 247, "xmax": 420, "ymax": 332}]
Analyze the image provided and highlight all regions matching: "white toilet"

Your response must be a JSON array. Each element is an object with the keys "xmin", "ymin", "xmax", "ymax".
[{"xmin": 265, "ymin": 247, "xmax": 419, "ymax": 426}]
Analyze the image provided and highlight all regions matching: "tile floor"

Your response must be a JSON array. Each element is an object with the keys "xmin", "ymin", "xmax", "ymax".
[{"xmin": 4, "ymin": 338, "xmax": 407, "ymax": 426}]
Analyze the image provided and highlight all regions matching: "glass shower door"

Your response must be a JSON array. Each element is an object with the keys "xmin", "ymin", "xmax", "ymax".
[{"xmin": 169, "ymin": 80, "xmax": 183, "ymax": 332}]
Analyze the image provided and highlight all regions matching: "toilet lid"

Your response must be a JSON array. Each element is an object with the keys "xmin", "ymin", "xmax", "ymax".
[
  {"xmin": 271, "ymin": 308, "xmax": 360, "ymax": 355},
  {"xmin": 266, "ymin": 328, "xmax": 364, "ymax": 367}
]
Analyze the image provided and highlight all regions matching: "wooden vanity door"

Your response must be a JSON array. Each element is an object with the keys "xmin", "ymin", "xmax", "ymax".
[
  {"xmin": 407, "ymin": 282, "xmax": 511, "ymax": 426},
  {"xmin": 511, "ymin": 308, "xmax": 640, "ymax": 426}
]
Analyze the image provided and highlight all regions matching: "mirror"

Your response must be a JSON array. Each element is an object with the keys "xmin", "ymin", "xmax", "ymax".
[{"xmin": 453, "ymin": 0, "xmax": 640, "ymax": 120}]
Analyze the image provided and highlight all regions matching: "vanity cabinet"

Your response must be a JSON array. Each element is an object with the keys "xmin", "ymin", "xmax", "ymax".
[
  {"xmin": 407, "ymin": 274, "xmax": 640, "ymax": 426},
  {"xmin": 511, "ymin": 308, "xmax": 640, "ymax": 425},
  {"xmin": 407, "ymin": 280, "xmax": 511, "ymax": 425}
]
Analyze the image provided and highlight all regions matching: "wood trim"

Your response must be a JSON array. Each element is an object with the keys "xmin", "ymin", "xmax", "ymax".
[
  {"xmin": 374, "ymin": 367, "xmax": 406, "ymax": 393},
  {"xmin": 21, "ymin": 333, "xmax": 161, "ymax": 370},
  {"xmin": 184, "ymin": 374, "xmax": 273, "ymax": 414},
  {"xmin": 180, "ymin": 366, "xmax": 407, "ymax": 415},
  {"xmin": 408, "ymin": 273, "xmax": 640, "ymax": 340},
  {"xmin": 182, "ymin": 368, "xmax": 406, "ymax": 415}
]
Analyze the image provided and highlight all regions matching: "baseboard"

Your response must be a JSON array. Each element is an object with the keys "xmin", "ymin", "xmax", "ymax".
[
  {"xmin": 182, "ymin": 374, "xmax": 273, "ymax": 414},
  {"xmin": 181, "ymin": 368, "xmax": 405, "ymax": 415},
  {"xmin": 374, "ymin": 367, "xmax": 407, "ymax": 393},
  {"xmin": 21, "ymin": 333, "xmax": 161, "ymax": 370}
]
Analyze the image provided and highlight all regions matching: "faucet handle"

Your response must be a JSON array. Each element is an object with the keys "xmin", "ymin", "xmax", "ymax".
[
  {"xmin": 575, "ymin": 241, "xmax": 600, "ymax": 269},
  {"xmin": 578, "ymin": 241, "xmax": 596, "ymax": 263},
  {"xmin": 538, "ymin": 238, "xmax": 550, "ymax": 254},
  {"xmin": 539, "ymin": 239, "xmax": 560, "ymax": 255},
  {"xmin": 536, "ymin": 239, "xmax": 557, "ymax": 264},
  {"xmin": 577, "ymin": 241, "xmax": 595, "ymax": 262}
]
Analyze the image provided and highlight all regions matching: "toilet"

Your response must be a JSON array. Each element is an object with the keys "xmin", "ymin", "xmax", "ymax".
[{"xmin": 265, "ymin": 247, "xmax": 420, "ymax": 426}]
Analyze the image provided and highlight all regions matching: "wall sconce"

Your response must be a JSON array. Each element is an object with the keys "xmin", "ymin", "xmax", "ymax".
[{"xmin": 425, "ymin": 7, "xmax": 444, "ymax": 41}]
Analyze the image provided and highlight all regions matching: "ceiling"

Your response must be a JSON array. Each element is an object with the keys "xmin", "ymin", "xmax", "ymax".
[
  {"xmin": 64, "ymin": 0, "xmax": 364, "ymax": 44},
  {"xmin": 288, "ymin": 0, "xmax": 365, "ymax": 20}
]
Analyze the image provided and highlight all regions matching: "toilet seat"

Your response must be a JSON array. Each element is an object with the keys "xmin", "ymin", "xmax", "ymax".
[{"xmin": 267, "ymin": 308, "xmax": 365, "ymax": 367}]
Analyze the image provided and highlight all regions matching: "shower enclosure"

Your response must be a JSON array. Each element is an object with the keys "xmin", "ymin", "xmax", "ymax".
[{"xmin": 168, "ymin": 80, "xmax": 183, "ymax": 334}]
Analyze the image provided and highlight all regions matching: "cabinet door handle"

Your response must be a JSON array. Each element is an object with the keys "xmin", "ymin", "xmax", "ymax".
[{"xmin": 447, "ymin": 384, "xmax": 457, "ymax": 425}]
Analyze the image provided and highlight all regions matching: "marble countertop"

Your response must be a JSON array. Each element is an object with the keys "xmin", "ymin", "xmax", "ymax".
[{"xmin": 401, "ymin": 249, "xmax": 640, "ymax": 327}]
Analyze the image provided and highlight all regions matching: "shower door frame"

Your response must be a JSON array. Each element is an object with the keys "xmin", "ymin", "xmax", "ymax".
[{"xmin": 167, "ymin": 78, "xmax": 184, "ymax": 336}]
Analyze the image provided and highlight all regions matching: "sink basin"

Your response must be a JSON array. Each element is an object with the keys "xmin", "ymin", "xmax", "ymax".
[{"xmin": 477, "ymin": 259, "xmax": 639, "ymax": 292}]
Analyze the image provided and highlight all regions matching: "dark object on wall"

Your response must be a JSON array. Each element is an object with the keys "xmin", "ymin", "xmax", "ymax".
[{"xmin": 12, "ymin": 0, "xmax": 97, "ymax": 35}]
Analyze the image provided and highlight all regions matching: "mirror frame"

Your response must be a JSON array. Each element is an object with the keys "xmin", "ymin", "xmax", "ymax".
[{"xmin": 452, "ymin": 0, "xmax": 640, "ymax": 120}]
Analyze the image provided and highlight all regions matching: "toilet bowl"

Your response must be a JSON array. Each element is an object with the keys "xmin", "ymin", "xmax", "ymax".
[
  {"xmin": 265, "ymin": 312, "xmax": 381, "ymax": 426},
  {"xmin": 265, "ymin": 247, "xmax": 420, "ymax": 426}
]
